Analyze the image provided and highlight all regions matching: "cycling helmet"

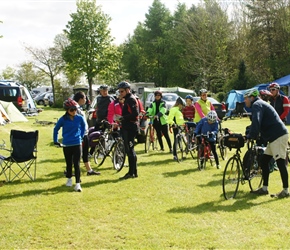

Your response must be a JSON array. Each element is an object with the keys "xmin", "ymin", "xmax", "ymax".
[
  {"xmin": 268, "ymin": 82, "xmax": 280, "ymax": 90},
  {"xmin": 99, "ymin": 84, "xmax": 108, "ymax": 90},
  {"xmin": 259, "ymin": 89, "xmax": 272, "ymax": 97},
  {"xmin": 243, "ymin": 88, "xmax": 259, "ymax": 98},
  {"xmin": 176, "ymin": 97, "xmax": 186, "ymax": 106},
  {"xmin": 207, "ymin": 110, "xmax": 218, "ymax": 123},
  {"xmin": 199, "ymin": 89, "xmax": 207, "ymax": 95},
  {"xmin": 185, "ymin": 94, "xmax": 194, "ymax": 100},
  {"xmin": 154, "ymin": 90, "xmax": 162, "ymax": 97},
  {"xmin": 117, "ymin": 81, "xmax": 131, "ymax": 89},
  {"xmin": 63, "ymin": 98, "xmax": 78, "ymax": 110}
]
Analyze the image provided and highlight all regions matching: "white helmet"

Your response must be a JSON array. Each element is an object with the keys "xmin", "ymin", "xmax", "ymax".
[{"xmin": 207, "ymin": 111, "xmax": 218, "ymax": 123}]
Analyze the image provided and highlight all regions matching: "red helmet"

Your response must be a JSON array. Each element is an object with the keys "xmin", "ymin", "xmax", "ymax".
[
  {"xmin": 259, "ymin": 89, "xmax": 272, "ymax": 96},
  {"xmin": 63, "ymin": 98, "xmax": 78, "ymax": 110},
  {"xmin": 268, "ymin": 82, "xmax": 280, "ymax": 90}
]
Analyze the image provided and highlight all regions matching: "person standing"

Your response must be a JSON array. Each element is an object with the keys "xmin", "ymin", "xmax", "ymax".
[
  {"xmin": 194, "ymin": 89, "xmax": 215, "ymax": 123},
  {"xmin": 73, "ymin": 91, "xmax": 100, "ymax": 176},
  {"xmin": 182, "ymin": 94, "xmax": 195, "ymax": 121},
  {"xmin": 168, "ymin": 97, "xmax": 185, "ymax": 160},
  {"xmin": 53, "ymin": 99, "xmax": 86, "ymax": 192},
  {"xmin": 268, "ymin": 82, "xmax": 290, "ymax": 124},
  {"xmin": 146, "ymin": 90, "xmax": 172, "ymax": 152},
  {"xmin": 118, "ymin": 81, "xmax": 139, "ymax": 180},
  {"xmin": 244, "ymin": 88, "xmax": 289, "ymax": 198}
]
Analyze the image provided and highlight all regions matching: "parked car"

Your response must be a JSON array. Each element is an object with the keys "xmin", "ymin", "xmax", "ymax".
[
  {"xmin": 144, "ymin": 92, "xmax": 180, "ymax": 112},
  {"xmin": 44, "ymin": 93, "xmax": 54, "ymax": 107},
  {"xmin": 34, "ymin": 92, "xmax": 51, "ymax": 105},
  {"xmin": 193, "ymin": 97, "xmax": 226, "ymax": 120},
  {"xmin": 86, "ymin": 96, "xmax": 98, "ymax": 128},
  {"xmin": 0, "ymin": 80, "xmax": 37, "ymax": 113}
]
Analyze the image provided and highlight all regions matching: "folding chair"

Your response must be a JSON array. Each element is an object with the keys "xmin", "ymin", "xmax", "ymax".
[{"xmin": 0, "ymin": 130, "xmax": 38, "ymax": 182}]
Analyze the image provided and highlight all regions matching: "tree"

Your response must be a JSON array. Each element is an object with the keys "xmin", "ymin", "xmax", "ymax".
[
  {"xmin": 0, "ymin": 66, "xmax": 16, "ymax": 80},
  {"xmin": 63, "ymin": 0, "xmax": 121, "ymax": 101}
]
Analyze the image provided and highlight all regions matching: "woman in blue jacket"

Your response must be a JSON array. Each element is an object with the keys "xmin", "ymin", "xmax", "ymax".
[{"xmin": 53, "ymin": 98, "xmax": 86, "ymax": 192}]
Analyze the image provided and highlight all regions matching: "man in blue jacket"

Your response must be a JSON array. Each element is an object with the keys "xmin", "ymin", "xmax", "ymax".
[{"xmin": 244, "ymin": 88, "xmax": 289, "ymax": 198}]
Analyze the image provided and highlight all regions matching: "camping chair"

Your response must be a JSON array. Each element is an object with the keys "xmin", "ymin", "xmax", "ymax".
[
  {"xmin": 0, "ymin": 130, "xmax": 38, "ymax": 182},
  {"xmin": 233, "ymin": 102, "xmax": 246, "ymax": 118}
]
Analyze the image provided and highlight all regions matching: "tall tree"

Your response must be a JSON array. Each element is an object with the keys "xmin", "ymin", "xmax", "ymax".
[
  {"xmin": 63, "ymin": 0, "xmax": 121, "ymax": 100},
  {"xmin": 0, "ymin": 66, "xmax": 16, "ymax": 80}
]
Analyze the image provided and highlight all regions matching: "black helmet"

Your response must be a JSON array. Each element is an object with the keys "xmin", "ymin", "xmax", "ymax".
[
  {"xmin": 154, "ymin": 90, "xmax": 162, "ymax": 97},
  {"xmin": 117, "ymin": 81, "xmax": 131, "ymax": 89},
  {"xmin": 176, "ymin": 97, "xmax": 185, "ymax": 106},
  {"xmin": 99, "ymin": 84, "xmax": 108, "ymax": 90}
]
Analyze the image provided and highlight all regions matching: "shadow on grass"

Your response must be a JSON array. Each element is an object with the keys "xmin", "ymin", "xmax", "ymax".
[
  {"xmin": 137, "ymin": 158, "xmax": 175, "ymax": 167},
  {"xmin": 163, "ymin": 167, "xmax": 199, "ymax": 177},
  {"xmin": 167, "ymin": 191, "xmax": 277, "ymax": 213}
]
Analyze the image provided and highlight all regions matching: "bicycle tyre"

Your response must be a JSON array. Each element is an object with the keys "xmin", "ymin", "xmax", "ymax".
[
  {"xmin": 219, "ymin": 138, "xmax": 228, "ymax": 161},
  {"xmin": 222, "ymin": 156, "xmax": 240, "ymax": 200},
  {"xmin": 175, "ymin": 134, "xmax": 184, "ymax": 163},
  {"xmin": 197, "ymin": 144, "xmax": 205, "ymax": 170},
  {"xmin": 94, "ymin": 137, "xmax": 106, "ymax": 167},
  {"xmin": 186, "ymin": 134, "xmax": 196, "ymax": 159},
  {"xmin": 113, "ymin": 139, "xmax": 126, "ymax": 172},
  {"xmin": 248, "ymin": 154, "xmax": 263, "ymax": 191},
  {"xmin": 144, "ymin": 126, "xmax": 152, "ymax": 153}
]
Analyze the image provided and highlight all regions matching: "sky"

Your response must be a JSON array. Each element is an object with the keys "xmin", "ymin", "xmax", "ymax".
[{"xmin": 0, "ymin": 0, "xmax": 198, "ymax": 73}]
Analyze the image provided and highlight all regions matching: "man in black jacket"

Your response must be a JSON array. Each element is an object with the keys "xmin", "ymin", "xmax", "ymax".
[
  {"xmin": 244, "ymin": 88, "xmax": 289, "ymax": 198},
  {"xmin": 118, "ymin": 81, "xmax": 139, "ymax": 180}
]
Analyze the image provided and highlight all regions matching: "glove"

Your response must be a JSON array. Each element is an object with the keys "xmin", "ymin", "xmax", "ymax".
[
  {"xmin": 54, "ymin": 142, "xmax": 62, "ymax": 147},
  {"xmin": 119, "ymin": 116, "xmax": 124, "ymax": 122}
]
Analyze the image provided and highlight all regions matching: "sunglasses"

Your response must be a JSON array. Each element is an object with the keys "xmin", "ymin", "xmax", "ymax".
[
  {"xmin": 119, "ymin": 90, "xmax": 125, "ymax": 93},
  {"xmin": 69, "ymin": 108, "xmax": 77, "ymax": 112},
  {"xmin": 270, "ymin": 89, "xmax": 277, "ymax": 91},
  {"xmin": 155, "ymin": 94, "xmax": 161, "ymax": 97}
]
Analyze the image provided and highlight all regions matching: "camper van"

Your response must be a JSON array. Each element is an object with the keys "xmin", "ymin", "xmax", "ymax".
[
  {"xmin": 0, "ymin": 80, "xmax": 37, "ymax": 113},
  {"xmin": 130, "ymin": 82, "xmax": 155, "ymax": 97},
  {"xmin": 31, "ymin": 86, "xmax": 52, "ymax": 98}
]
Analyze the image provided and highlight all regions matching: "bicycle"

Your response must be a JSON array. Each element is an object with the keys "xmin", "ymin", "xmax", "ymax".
[
  {"xmin": 217, "ymin": 120, "xmax": 228, "ymax": 160},
  {"xmin": 93, "ymin": 124, "xmax": 126, "ymax": 172},
  {"xmin": 173, "ymin": 125, "xmax": 188, "ymax": 163},
  {"xmin": 184, "ymin": 121, "xmax": 197, "ymax": 159},
  {"xmin": 196, "ymin": 133, "xmax": 214, "ymax": 170},
  {"xmin": 144, "ymin": 116, "xmax": 158, "ymax": 153},
  {"xmin": 222, "ymin": 134, "xmax": 263, "ymax": 200}
]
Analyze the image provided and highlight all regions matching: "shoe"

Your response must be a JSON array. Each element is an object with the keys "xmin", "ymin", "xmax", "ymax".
[
  {"xmin": 87, "ymin": 170, "xmax": 101, "ymax": 175},
  {"xmin": 119, "ymin": 173, "xmax": 135, "ymax": 180},
  {"xmin": 270, "ymin": 190, "xmax": 290, "ymax": 198},
  {"xmin": 66, "ymin": 178, "xmax": 72, "ymax": 187},
  {"xmin": 74, "ymin": 183, "xmax": 82, "ymax": 192},
  {"xmin": 216, "ymin": 165, "xmax": 221, "ymax": 169},
  {"xmin": 160, "ymin": 148, "xmax": 165, "ymax": 152},
  {"xmin": 173, "ymin": 156, "xmax": 178, "ymax": 161},
  {"xmin": 250, "ymin": 187, "xmax": 269, "ymax": 195}
]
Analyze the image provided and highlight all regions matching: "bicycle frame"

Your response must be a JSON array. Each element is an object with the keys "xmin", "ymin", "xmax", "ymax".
[{"xmin": 196, "ymin": 134, "xmax": 214, "ymax": 170}]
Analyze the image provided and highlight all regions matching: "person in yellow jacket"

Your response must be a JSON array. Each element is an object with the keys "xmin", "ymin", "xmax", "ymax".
[
  {"xmin": 168, "ymin": 97, "xmax": 186, "ymax": 160},
  {"xmin": 194, "ymin": 89, "xmax": 215, "ymax": 123}
]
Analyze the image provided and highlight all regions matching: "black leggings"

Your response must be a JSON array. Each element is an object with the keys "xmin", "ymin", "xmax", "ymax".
[
  {"xmin": 63, "ymin": 145, "xmax": 82, "ymax": 183},
  {"xmin": 261, "ymin": 154, "xmax": 288, "ymax": 188},
  {"xmin": 122, "ymin": 128, "xmax": 137, "ymax": 176},
  {"xmin": 82, "ymin": 135, "xmax": 89, "ymax": 163},
  {"xmin": 153, "ymin": 121, "xmax": 172, "ymax": 150}
]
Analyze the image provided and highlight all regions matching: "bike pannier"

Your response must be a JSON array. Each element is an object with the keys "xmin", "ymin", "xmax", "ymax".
[{"xmin": 224, "ymin": 133, "xmax": 244, "ymax": 149}]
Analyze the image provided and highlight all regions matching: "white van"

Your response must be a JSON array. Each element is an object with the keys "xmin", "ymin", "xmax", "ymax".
[{"xmin": 31, "ymin": 86, "xmax": 52, "ymax": 98}]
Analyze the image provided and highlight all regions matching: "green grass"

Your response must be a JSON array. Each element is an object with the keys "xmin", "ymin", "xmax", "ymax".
[{"xmin": 1, "ymin": 108, "xmax": 290, "ymax": 249}]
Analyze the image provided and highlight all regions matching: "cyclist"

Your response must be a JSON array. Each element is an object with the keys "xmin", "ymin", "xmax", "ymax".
[
  {"xmin": 146, "ymin": 90, "xmax": 172, "ymax": 152},
  {"xmin": 107, "ymin": 90, "xmax": 124, "ymax": 126},
  {"xmin": 195, "ymin": 111, "xmax": 220, "ymax": 169},
  {"xmin": 259, "ymin": 89, "xmax": 272, "ymax": 102},
  {"xmin": 194, "ymin": 89, "xmax": 215, "ymax": 123},
  {"xmin": 244, "ymin": 88, "xmax": 289, "ymax": 198},
  {"xmin": 117, "ymin": 81, "xmax": 139, "ymax": 180},
  {"xmin": 168, "ymin": 97, "xmax": 186, "ymax": 161},
  {"xmin": 182, "ymin": 94, "xmax": 195, "ymax": 121},
  {"xmin": 268, "ymin": 82, "xmax": 290, "ymax": 124}
]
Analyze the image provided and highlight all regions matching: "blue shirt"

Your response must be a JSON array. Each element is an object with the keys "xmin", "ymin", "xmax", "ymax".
[
  {"xmin": 195, "ymin": 117, "xmax": 218, "ymax": 142},
  {"xmin": 53, "ymin": 113, "xmax": 86, "ymax": 146}
]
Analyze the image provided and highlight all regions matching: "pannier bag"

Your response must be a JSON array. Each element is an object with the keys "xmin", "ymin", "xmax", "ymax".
[
  {"xmin": 224, "ymin": 133, "xmax": 245, "ymax": 149},
  {"xmin": 88, "ymin": 131, "xmax": 102, "ymax": 147}
]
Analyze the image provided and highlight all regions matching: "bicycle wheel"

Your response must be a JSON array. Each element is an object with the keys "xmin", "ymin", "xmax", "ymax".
[
  {"xmin": 197, "ymin": 144, "xmax": 205, "ymax": 170},
  {"xmin": 94, "ymin": 137, "xmax": 106, "ymax": 167},
  {"xmin": 218, "ymin": 137, "xmax": 228, "ymax": 160},
  {"xmin": 113, "ymin": 139, "xmax": 126, "ymax": 172},
  {"xmin": 175, "ymin": 134, "xmax": 184, "ymax": 163},
  {"xmin": 144, "ymin": 126, "xmax": 152, "ymax": 153},
  {"xmin": 286, "ymin": 141, "xmax": 290, "ymax": 164},
  {"xmin": 222, "ymin": 156, "xmax": 241, "ymax": 199},
  {"xmin": 248, "ymin": 155, "xmax": 263, "ymax": 191}
]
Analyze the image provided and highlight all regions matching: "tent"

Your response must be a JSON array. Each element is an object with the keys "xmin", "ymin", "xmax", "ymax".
[
  {"xmin": 0, "ymin": 101, "xmax": 28, "ymax": 122},
  {"xmin": 0, "ymin": 102, "xmax": 10, "ymax": 125},
  {"xmin": 225, "ymin": 88, "xmax": 255, "ymax": 111},
  {"xmin": 141, "ymin": 87, "xmax": 196, "ymax": 104}
]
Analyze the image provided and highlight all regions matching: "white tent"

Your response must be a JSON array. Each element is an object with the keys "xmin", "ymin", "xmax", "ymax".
[
  {"xmin": 0, "ymin": 101, "xmax": 10, "ymax": 125},
  {"xmin": 0, "ymin": 101, "xmax": 28, "ymax": 122}
]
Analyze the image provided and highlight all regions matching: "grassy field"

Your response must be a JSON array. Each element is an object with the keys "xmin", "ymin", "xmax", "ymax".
[{"xmin": 1, "ymin": 108, "xmax": 290, "ymax": 249}]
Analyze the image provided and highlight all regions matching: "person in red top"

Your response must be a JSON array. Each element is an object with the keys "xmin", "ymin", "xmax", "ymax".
[
  {"xmin": 268, "ymin": 82, "xmax": 290, "ymax": 124},
  {"xmin": 182, "ymin": 95, "xmax": 195, "ymax": 121},
  {"xmin": 107, "ymin": 90, "xmax": 124, "ymax": 126}
]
